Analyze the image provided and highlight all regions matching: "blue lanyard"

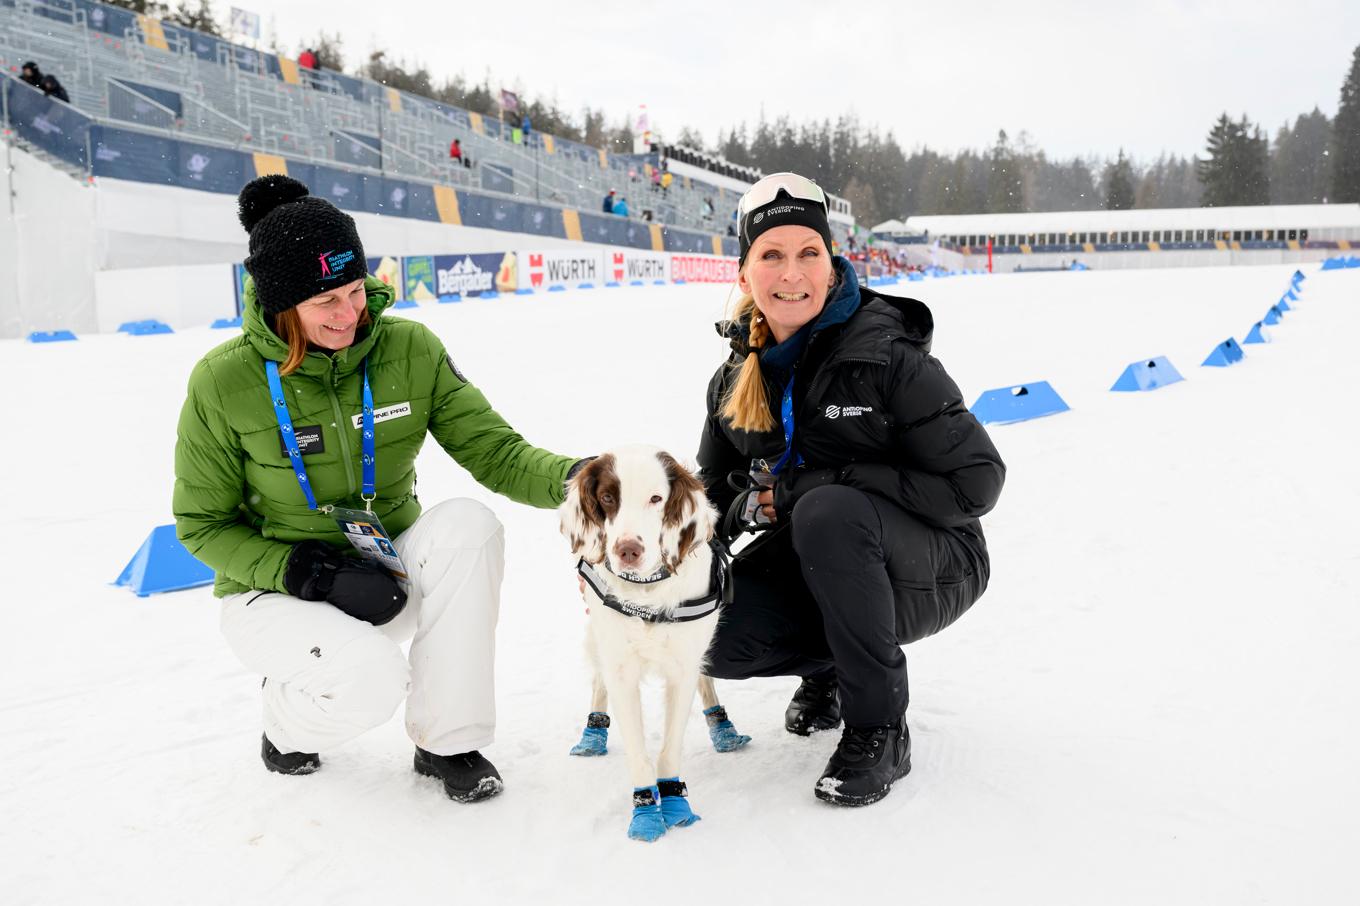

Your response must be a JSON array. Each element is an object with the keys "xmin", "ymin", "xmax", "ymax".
[
  {"xmin": 770, "ymin": 373, "xmax": 803, "ymax": 475},
  {"xmin": 265, "ymin": 359, "xmax": 376, "ymax": 511}
]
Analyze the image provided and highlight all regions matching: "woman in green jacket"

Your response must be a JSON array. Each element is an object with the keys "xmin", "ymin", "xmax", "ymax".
[{"xmin": 174, "ymin": 176, "xmax": 579, "ymax": 802}]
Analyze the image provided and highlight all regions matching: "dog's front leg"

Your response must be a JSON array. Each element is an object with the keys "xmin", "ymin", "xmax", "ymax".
[
  {"xmin": 598, "ymin": 655, "xmax": 666, "ymax": 841},
  {"xmin": 656, "ymin": 672, "xmax": 702, "ymax": 828}
]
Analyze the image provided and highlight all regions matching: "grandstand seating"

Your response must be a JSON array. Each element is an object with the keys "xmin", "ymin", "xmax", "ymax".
[{"xmin": 0, "ymin": 0, "xmax": 744, "ymax": 253}]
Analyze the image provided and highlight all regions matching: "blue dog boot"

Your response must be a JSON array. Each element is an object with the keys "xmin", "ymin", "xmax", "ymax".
[
  {"xmin": 658, "ymin": 777, "xmax": 701, "ymax": 828},
  {"xmin": 628, "ymin": 786, "xmax": 667, "ymax": 842},
  {"xmin": 704, "ymin": 705, "xmax": 751, "ymax": 752},
  {"xmin": 569, "ymin": 712, "xmax": 609, "ymax": 756}
]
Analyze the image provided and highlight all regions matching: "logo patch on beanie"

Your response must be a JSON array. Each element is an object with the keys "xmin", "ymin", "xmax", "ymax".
[{"xmin": 319, "ymin": 249, "xmax": 357, "ymax": 281}]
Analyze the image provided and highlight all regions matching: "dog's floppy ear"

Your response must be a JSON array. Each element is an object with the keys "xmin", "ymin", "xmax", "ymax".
[
  {"xmin": 560, "ymin": 454, "xmax": 615, "ymax": 564},
  {"xmin": 657, "ymin": 452, "xmax": 717, "ymax": 567}
]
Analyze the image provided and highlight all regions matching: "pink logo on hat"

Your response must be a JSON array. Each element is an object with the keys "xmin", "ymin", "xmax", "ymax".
[{"xmin": 318, "ymin": 250, "xmax": 333, "ymax": 278}]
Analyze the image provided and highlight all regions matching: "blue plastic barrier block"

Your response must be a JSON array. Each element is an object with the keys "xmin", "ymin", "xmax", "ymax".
[
  {"xmin": 515, "ymin": 288, "xmax": 535, "ymax": 295},
  {"xmin": 28, "ymin": 330, "xmax": 77, "ymax": 342},
  {"xmin": 480, "ymin": 291, "xmax": 500, "ymax": 299},
  {"xmin": 1320, "ymin": 258, "xmax": 1343, "ymax": 271},
  {"xmin": 210, "ymin": 317, "xmax": 242, "ymax": 329},
  {"xmin": 907, "ymin": 272, "xmax": 925, "ymax": 281},
  {"xmin": 605, "ymin": 281, "xmax": 622, "ymax": 288},
  {"xmin": 113, "ymin": 524, "xmax": 215, "ymax": 596},
  {"xmin": 1263, "ymin": 305, "xmax": 1282, "ymax": 326},
  {"xmin": 1201, "ymin": 338, "xmax": 1245, "ymax": 367},
  {"xmin": 393, "ymin": 300, "xmax": 418, "ymax": 309},
  {"xmin": 629, "ymin": 280, "xmax": 645, "ymax": 287},
  {"xmin": 1349, "ymin": 256, "xmax": 1360, "ymax": 268},
  {"xmin": 1276, "ymin": 297, "xmax": 1291, "ymax": 312},
  {"xmin": 577, "ymin": 283, "xmax": 595, "ymax": 290},
  {"xmin": 652, "ymin": 279, "xmax": 667, "ymax": 285},
  {"xmin": 1243, "ymin": 321, "xmax": 1269, "ymax": 344},
  {"xmin": 118, "ymin": 319, "xmax": 173, "ymax": 336},
  {"xmin": 548, "ymin": 285, "xmax": 567, "ymax": 292},
  {"xmin": 438, "ymin": 293, "xmax": 462, "ymax": 303},
  {"xmin": 970, "ymin": 381, "xmax": 1070, "ymax": 425},
  {"xmin": 1111, "ymin": 356, "xmax": 1184, "ymax": 392},
  {"xmin": 1292, "ymin": 269, "xmax": 1305, "ymax": 283},
  {"xmin": 673, "ymin": 279, "xmax": 687, "ymax": 285}
]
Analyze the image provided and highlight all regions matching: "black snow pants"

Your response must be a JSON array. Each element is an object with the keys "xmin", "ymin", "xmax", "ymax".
[{"xmin": 706, "ymin": 484, "xmax": 989, "ymax": 727}]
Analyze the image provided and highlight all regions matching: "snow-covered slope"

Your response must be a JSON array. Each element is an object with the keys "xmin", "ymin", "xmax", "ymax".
[{"xmin": 2, "ymin": 264, "xmax": 1356, "ymax": 904}]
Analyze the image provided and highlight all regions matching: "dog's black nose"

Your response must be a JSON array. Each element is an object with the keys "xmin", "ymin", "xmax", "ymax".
[{"xmin": 614, "ymin": 538, "xmax": 644, "ymax": 567}]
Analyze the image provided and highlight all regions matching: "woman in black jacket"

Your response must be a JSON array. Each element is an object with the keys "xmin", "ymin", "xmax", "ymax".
[{"xmin": 698, "ymin": 173, "xmax": 1005, "ymax": 806}]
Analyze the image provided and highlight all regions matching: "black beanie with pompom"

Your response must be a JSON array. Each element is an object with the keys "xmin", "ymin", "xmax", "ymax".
[{"xmin": 238, "ymin": 175, "xmax": 367, "ymax": 316}]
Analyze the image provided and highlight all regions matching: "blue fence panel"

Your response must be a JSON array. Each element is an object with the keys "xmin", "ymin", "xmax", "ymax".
[
  {"xmin": 311, "ymin": 165, "xmax": 365, "ymax": 211},
  {"xmin": 79, "ymin": 0, "xmax": 137, "ymax": 37},
  {"xmin": 519, "ymin": 203, "xmax": 566, "ymax": 239},
  {"xmin": 333, "ymin": 130, "xmax": 381, "ymax": 169},
  {"xmin": 177, "ymin": 140, "xmax": 246, "ymax": 193},
  {"xmin": 374, "ymin": 177, "xmax": 413, "ymax": 216},
  {"xmin": 403, "ymin": 183, "xmax": 440, "ymax": 223},
  {"xmin": 481, "ymin": 163, "xmax": 515, "ymax": 194},
  {"xmin": 6, "ymin": 80, "xmax": 90, "ymax": 169},
  {"xmin": 110, "ymin": 77, "xmax": 183, "ymax": 121},
  {"xmin": 663, "ymin": 227, "xmax": 711, "ymax": 254},
  {"xmin": 90, "ymin": 126, "xmax": 175, "ymax": 183}
]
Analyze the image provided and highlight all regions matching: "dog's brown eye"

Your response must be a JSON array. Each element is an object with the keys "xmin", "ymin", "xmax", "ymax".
[
  {"xmin": 600, "ymin": 493, "xmax": 615, "ymax": 505},
  {"xmin": 650, "ymin": 495, "xmax": 663, "ymax": 505}
]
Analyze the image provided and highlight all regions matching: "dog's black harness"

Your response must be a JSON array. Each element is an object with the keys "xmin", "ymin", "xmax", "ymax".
[{"xmin": 577, "ymin": 540, "xmax": 732, "ymax": 624}]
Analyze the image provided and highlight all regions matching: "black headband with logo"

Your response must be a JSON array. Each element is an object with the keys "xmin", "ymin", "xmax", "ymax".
[{"xmin": 738, "ymin": 189, "xmax": 834, "ymax": 266}]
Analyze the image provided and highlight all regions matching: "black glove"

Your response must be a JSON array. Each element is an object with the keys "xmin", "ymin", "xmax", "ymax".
[
  {"xmin": 283, "ymin": 541, "xmax": 408, "ymax": 626},
  {"xmin": 772, "ymin": 467, "xmax": 841, "ymax": 521}
]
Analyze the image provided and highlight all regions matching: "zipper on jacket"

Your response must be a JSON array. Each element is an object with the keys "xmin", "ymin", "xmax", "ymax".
[
  {"xmin": 804, "ymin": 355, "xmax": 886, "ymax": 410},
  {"xmin": 325, "ymin": 357, "xmax": 358, "ymax": 498}
]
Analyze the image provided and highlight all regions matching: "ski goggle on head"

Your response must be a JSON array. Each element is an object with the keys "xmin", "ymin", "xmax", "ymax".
[{"xmin": 737, "ymin": 172, "xmax": 828, "ymax": 218}]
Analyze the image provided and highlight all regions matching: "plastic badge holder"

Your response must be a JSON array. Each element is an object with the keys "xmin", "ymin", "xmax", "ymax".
[{"xmin": 331, "ymin": 507, "xmax": 409, "ymax": 582}]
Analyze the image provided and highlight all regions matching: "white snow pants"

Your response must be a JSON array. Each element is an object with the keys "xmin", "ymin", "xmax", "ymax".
[{"xmin": 220, "ymin": 498, "xmax": 505, "ymax": 757}]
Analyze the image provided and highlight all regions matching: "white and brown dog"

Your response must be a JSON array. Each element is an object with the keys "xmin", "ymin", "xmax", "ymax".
[{"xmin": 560, "ymin": 445, "xmax": 746, "ymax": 841}]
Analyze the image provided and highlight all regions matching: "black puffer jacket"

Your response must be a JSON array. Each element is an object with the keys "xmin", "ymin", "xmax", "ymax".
[{"xmin": 697, "ymin": 279, "xmax": 1005, "ymax": 557}]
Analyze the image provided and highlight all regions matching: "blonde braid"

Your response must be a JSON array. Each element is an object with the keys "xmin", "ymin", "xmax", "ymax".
[{"xmin": 720, "ymin": 294, "xmax": 776, "ymax": 433}]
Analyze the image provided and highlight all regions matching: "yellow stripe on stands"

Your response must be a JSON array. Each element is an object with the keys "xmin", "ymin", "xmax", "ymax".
[
  {"xmin": 138, "ymin": 16, "xmax": 169, "ymax": 51},
  {"xmin": 650, "ymin": 224, "xmax": 664, "ymax": 251},
  {"xmin": 643, "ymin": 163, "xmax": 653, "ymax": 178},
  {"xmin": 434, "ymin": 186, "xmax": 461, "ymax": 226},
  {"xmin": 1287, "ymin": 239, "xmax": 1300, "ymax": 251},
  {"xmin": 543, "ymin": 135, "xmax": 555, "ymax": 155},
  {"xmin": 1083, "ymin": 243, "xmax": 1095, "ymax": 253},
  {"xmin": 1230, "ymin": 241, "xmax": 1241, "ymax": 251},
  {"xmin": 386, "ymin": 88, "xmax": 402, "ymax": 113},
  {"xmin": 1020, "ymin": 244, "xmax": 1032, "ymax": 254},
  {"xmin": 1340, "ymin": 240, "xmax": 1352, "ymax": 250},
  {"xmin": 252, "ymin": 153, "xmax": 288, "ymax": 177},
  {"xmin": 598, "ymin": 149, "xmax": 608, "ymax": 169},
  {"xmin": 1148, "ymin": 242, "xmax": 1161, "ymax": 252},
  {"xmin": 469, "ymin": 112, "xmax": 485, "ymax": 135},
  {"xmin": 563, "ymin": 209, "xmax": 583, "ymax": 242},
  {"xmin": 1215, "ymin": 240, "xmax": 1228, "ymax": 251},
  {"xmin": 712, "ymin": 235, "xmax": 723, "ymax": 256},
  {"xmin": 279, "ymin": 57, "xmax": 301, "ymax": 85},
  {"xmin": 684, "ymin": 176, "xmax": 692, "ymax": 189}
]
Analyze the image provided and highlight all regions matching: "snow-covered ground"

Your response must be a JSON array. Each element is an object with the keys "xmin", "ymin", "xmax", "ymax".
[{"xmin": 2, "ymin": 263, "xmax": 1357, "ymax": 905}]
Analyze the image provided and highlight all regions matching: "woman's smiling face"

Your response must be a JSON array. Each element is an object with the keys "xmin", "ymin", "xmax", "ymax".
[
  {"xmin": 739, "ymin": 225, "xmax": 835, "ymax": 344},
  {"xmin": 294, "ymin": 278, "xmax": 368, "ymax": 349}
]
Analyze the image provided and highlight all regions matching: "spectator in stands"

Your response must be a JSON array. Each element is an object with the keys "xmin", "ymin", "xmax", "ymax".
[
  {"xmin": 651, "ymin": 167, "xmax": 662, "ymax": 192},
  {"xmin": 20, "ymin": 61, "xmax": 42, "ymax": 89},
  {"xmin": 614, "ymin": 196, "xmax": 631, "ymax": 217},
  {"xmin": 698, "ymin": 171, "xmax": 1003, "ymax": 808},
  {"xmin": 175, "ymin": 175, "xmax": 587, "ymax": 802},
  {"xmin": 602, "ymin": 189, "xmax": 616, "ymax": 214},
  {"xmin": 661, "ymin": 171, "xmax": 673, "ymax": 195},
  {"xmin": 449, "ymin": 138, "xmax": 464, "ymax": 166},
  {"xmin": 702, "ymin": 197, "xmax": 715, "ymax": 222},
  {"xmin": 298, "ymin": 48, "xmax": 318, "ymax": 70},
  {"xmin": 39, "ymin": 73, "xmax": 69, "ymax": 104}
]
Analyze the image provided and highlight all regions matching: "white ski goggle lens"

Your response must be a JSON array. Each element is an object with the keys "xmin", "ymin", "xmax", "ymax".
[{"xmin": 737, "ymin": 172, "xmax": 827, "ymax": 217}]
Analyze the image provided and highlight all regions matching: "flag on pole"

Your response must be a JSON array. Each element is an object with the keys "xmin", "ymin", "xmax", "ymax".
[
  {"xmin": 230, "ymin": 7, "xmax": 261, "ymax": 40},
  {"xmin": 499, "ymin": 89, "xmax": 519, "ymax": 114}
]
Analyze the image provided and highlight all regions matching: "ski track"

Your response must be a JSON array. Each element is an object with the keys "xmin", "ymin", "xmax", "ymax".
[{"xmin": 2, "ymin": 264, "xmax": 1357, "ymax": 904}]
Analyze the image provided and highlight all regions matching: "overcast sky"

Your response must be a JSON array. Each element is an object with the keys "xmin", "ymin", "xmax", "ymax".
[{"xmin": 260, "ymin": 0, "xmax": 1359, "ymax": 163}]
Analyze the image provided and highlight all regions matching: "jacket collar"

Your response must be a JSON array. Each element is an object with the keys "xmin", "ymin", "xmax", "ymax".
[{"xmin": 242, "ymin": 276, "xmax": 395, "ymax": 376}]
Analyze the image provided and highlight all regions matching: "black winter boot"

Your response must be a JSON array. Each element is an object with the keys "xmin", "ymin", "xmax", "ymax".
[
  {"xmin": 261, "ymin": 734, "xmax": 321, "ymax": 775},
  {"xmin": 414, "ymin": 747, "xmax": 504, "ymax": 803},
  {"xmin": 784, "ymin": 674, "xmax": 842, "ymax": 736},
  {"xmin": 814, "ymin": 719, "xmax": 911, "ymax": 806}
]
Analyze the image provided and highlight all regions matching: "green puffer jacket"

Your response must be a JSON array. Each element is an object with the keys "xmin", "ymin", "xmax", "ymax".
[{"xmin": 174, "ymin": 275, "xmax": 575, "ymax": 597}]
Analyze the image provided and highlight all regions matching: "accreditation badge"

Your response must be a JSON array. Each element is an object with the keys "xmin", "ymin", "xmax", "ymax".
[{"xmin": 331, "ymin": 507, "xmax": 408, "ymax": 582}]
